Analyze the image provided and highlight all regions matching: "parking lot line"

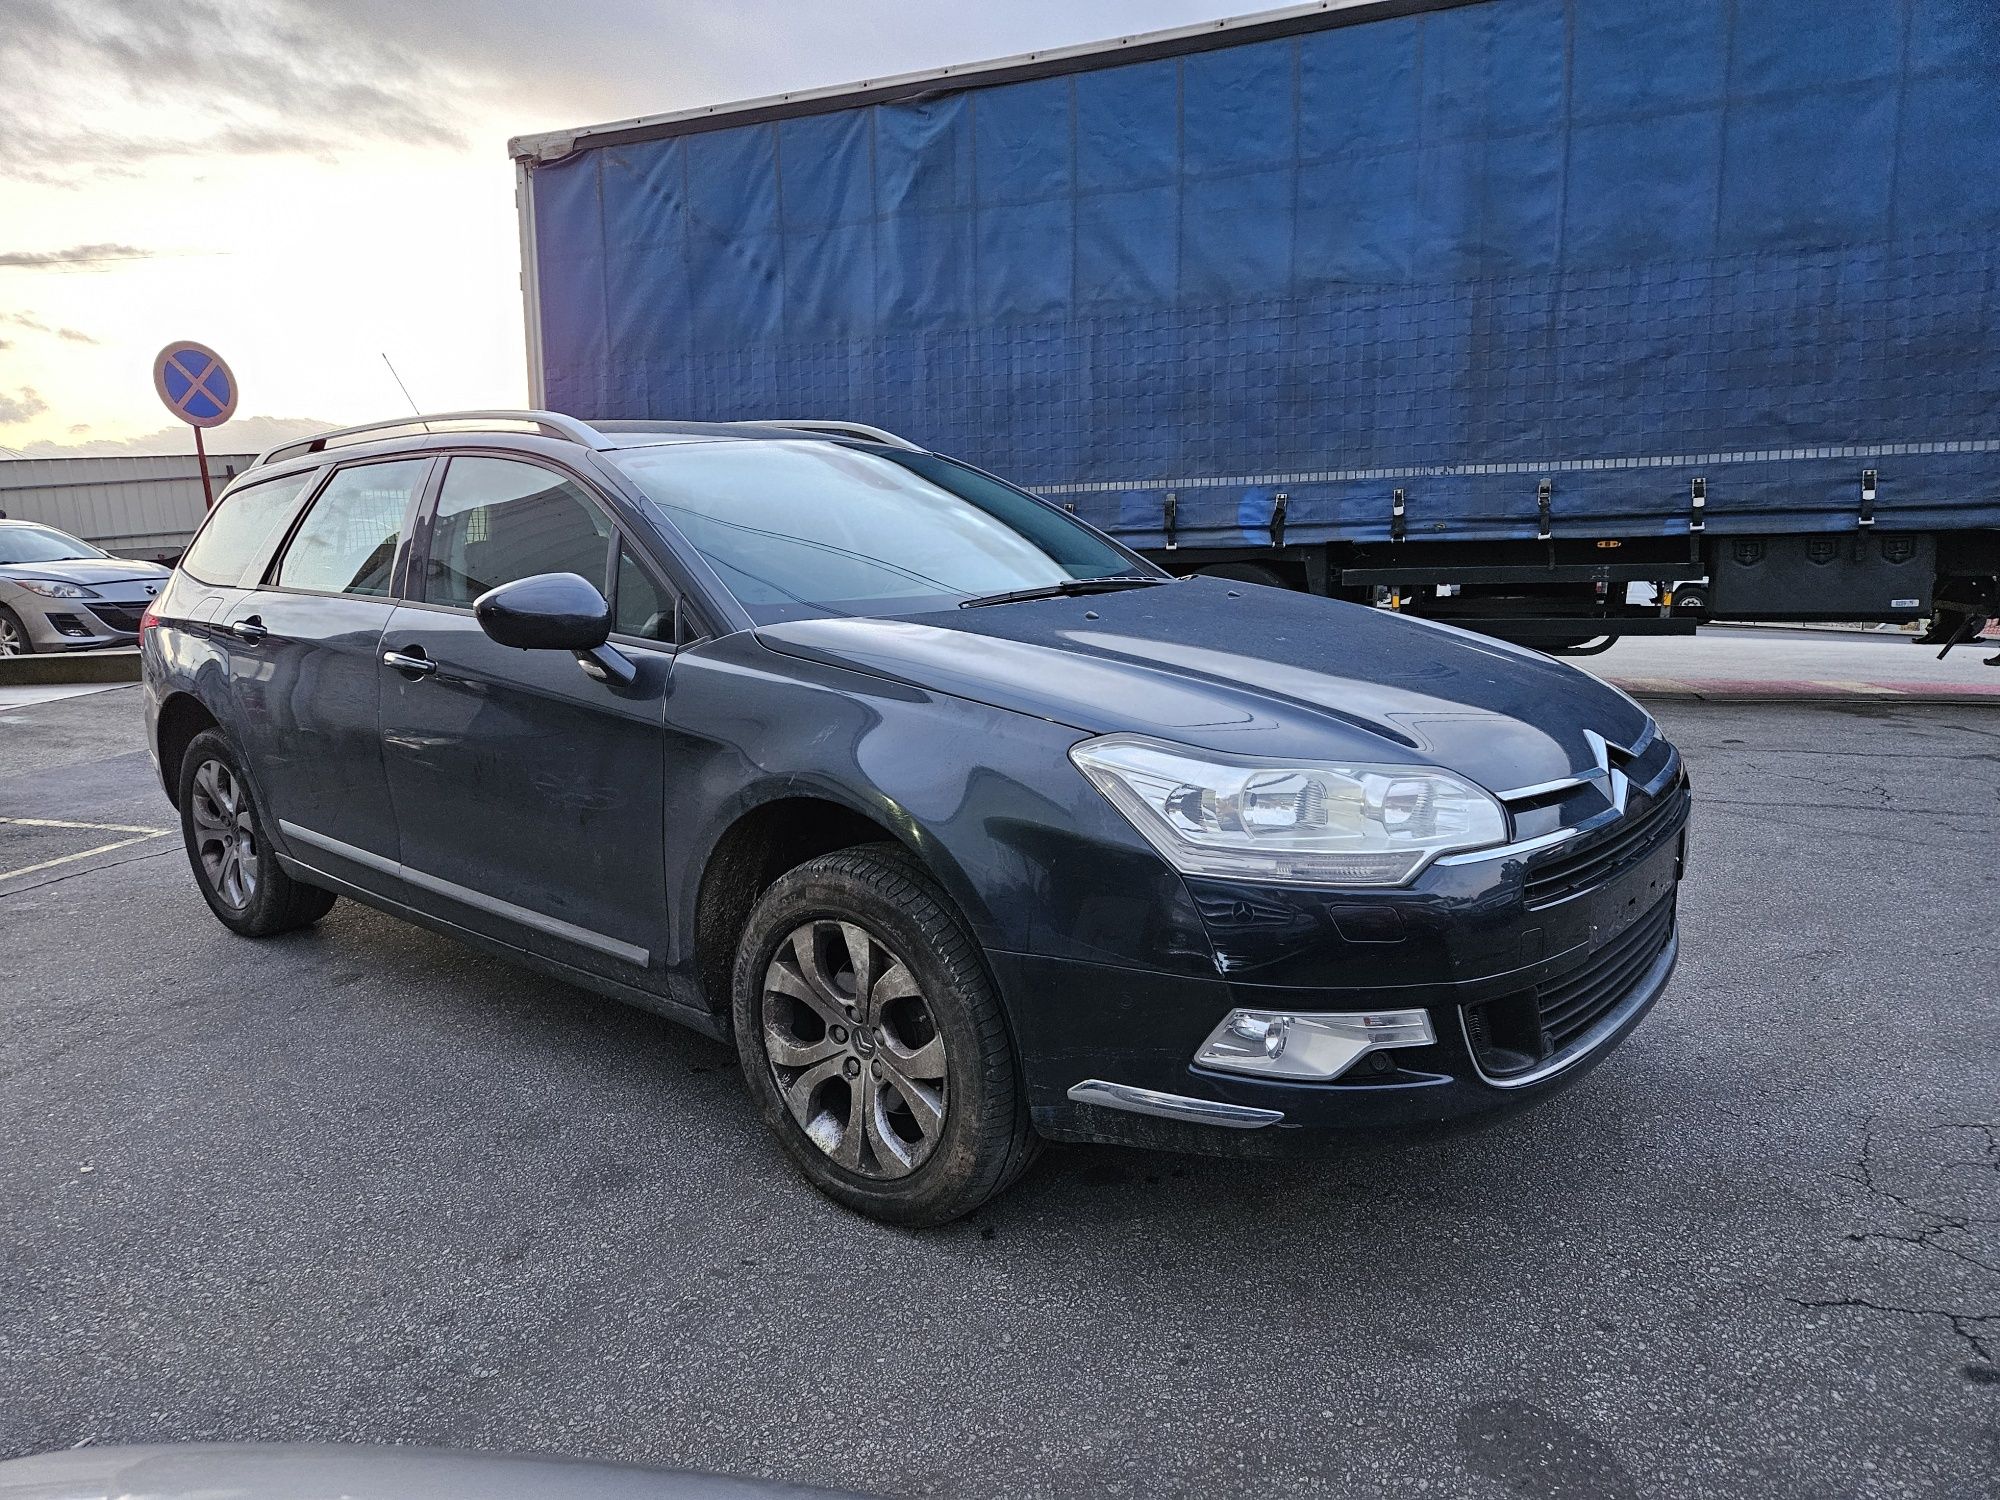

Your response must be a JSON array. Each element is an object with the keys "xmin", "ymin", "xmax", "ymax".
[{"xmin": 0, "ymin": 816, "xmax": 172, "ymax": 883}]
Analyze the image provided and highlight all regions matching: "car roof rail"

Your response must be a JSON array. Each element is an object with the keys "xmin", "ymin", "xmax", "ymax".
[
  {"xmin": 738, "ymin": 420, "xmax": 923, "ymax": 450},
  {"xmin": 256, "ymin": 410, "xmax": 615, "ymax": 468}
]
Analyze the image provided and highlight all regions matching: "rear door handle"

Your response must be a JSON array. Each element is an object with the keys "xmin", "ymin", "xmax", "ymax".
[
  {"xmin": 230, "ymin": 617, "xmax": 267, "ymax": 644},
  {"xmin": 382, "ymin": 647, "xmax": 437, "ymax": 678}
]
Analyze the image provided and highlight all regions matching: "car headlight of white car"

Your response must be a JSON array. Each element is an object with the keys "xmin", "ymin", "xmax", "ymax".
[
  {"xmin": 12, "ymin": 579, "xmax": 101, "ymax": 599},
  {"xmin": 1069, "ymin": 733, "xmax": 1508, "ymax": 887}
]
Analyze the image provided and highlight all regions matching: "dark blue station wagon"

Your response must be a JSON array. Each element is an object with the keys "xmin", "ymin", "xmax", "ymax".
[{"xmin": 142, "ymin": 411, "xmax": 1688, "ymax": 1224}]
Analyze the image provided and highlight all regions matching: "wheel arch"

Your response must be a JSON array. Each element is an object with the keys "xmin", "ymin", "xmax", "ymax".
[
  {"xmin": 690, "ymin": 788, "xmax": 995, "ymax": 1024},
  {"xmin": 154, "ymin": 691, "xmax": 221, "ymax": 810}
]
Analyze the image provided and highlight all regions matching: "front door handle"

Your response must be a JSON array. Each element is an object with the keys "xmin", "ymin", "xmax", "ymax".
[
  {"xmin": 382, "ymin": 647, "xmax": 437, "ymax": 678},
  {"xmin": 230, "ymin": 616, "xmax": 267, "ymax": 644}
]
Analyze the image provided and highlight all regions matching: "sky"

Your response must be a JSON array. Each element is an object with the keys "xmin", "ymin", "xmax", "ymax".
[{"xmin": 0, "ymin": 0, "xmax": 1241, "ymax": 457}]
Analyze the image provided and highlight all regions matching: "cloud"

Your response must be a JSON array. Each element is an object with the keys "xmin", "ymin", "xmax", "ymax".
[
  {"xmin": 0, "ymin": 311, "xmax": 101, "ymax": 344},
  {"xmin": 0, "ymin": 242, "xmax": 151, "ymax": 268},
  {"xmin": 0, "ymin": 0, "xmax": 476, "ymax": 179},
  {"xmin": 0, "ymin": 388, "xmax": 50, "ymax": 425},
  {"xmin": 14, "ymin": 413, "xmax": 334, "ymax": 457}
]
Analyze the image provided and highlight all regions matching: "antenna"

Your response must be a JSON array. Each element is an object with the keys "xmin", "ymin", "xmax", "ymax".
[{"xmin": 380, "ymin": 353, "xmax": 430, "ymax": 430}]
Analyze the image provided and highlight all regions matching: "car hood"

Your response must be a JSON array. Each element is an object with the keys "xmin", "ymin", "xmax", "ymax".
[
  {"xmin": 0, "ymin": 557, "xmax": 169, "ymax": 587},
  {"xmin": 754, "ymin": 576, "xmax": 1652, "ymax": 792}
]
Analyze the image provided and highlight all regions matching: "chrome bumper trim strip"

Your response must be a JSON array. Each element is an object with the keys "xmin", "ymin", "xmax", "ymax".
[{"xmin": 1066, "ymin": 1079, "xmax": 1284, "ymax": 1129}]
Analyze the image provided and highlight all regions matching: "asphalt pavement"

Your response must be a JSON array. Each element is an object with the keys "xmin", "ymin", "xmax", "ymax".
[{"xmin": 1, "ymin": 678, "xmax": 1995, "ymax": 1499}]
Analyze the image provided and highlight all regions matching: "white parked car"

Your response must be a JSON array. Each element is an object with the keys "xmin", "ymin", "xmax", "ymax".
[{"xmin": 0, "ymin": 518, "xmax": 171, "ymax": 654}]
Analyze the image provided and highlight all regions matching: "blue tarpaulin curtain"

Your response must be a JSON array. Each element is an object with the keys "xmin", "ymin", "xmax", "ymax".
[{"xmin": 533, "ymin": 0, "xmax": 2000, "ymax": 547}]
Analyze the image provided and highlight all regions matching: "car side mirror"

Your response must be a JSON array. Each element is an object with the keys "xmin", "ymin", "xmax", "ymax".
[{"xmin": 472, "ymin": 572, "xmax": 636, "ymax": 686}]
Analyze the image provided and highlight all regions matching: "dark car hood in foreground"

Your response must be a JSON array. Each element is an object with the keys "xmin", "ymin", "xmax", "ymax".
[
  {"xmin": 756, "ymin": 576, "xmax": 1650, "ymax": 791},
  {"xmin": 0, "ymin": 1444, "xmax": 871, "ymax": 1500},
  {"xmin": 0, "ymin": 557, "xmax": 169, "ymax": 588}
]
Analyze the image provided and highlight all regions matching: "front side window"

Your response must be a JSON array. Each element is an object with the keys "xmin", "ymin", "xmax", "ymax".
[
  {"xmin": 609, "ymin": 442, "xmax": 1149, "ymax": 622},
  {"xmin": 423, "ymin": 457, "xmax": 613, "ymax": 608},
  {"xmin": 274, "ymin": 459, "xmax": 427, "ymax": 597},
  {"xmin": 179, "ymin": 472, "xmax": 317, "ymax": 586},
  {"xmin": 614, "ymin": 541, "xmax": 675, "ymax": 641},
  {"xmin": 0, "ymin": 524, "xmax": 106, "ymax": 566}
]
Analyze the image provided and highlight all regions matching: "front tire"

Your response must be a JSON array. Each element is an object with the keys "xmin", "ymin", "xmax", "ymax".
[
  {"xmin": 0, "ymin": 605, "xmax": 35, "ymax": 656},
  {"xmin": 177, "ymin": 729, "xmax": 337, "ymax": 937},
  {"xmin": 732, "ymin": 844, "xmax": 1036, "ymax": 1226}
]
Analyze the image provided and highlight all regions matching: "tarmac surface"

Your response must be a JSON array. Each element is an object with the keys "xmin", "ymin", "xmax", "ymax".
[{"xmin": 1, "ymin": 661, "xmax": 1995, "ymax": 1498}]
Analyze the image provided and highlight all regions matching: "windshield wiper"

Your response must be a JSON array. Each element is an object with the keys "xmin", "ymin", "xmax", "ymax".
[{"xmin": 959, "ymin": 574, "xmax": 1172, "ymax": 610}]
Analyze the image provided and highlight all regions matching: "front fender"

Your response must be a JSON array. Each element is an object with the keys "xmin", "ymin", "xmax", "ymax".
[{"xmin": 662, "ymin": 634, "xmax": 1216, "ymax": 978}]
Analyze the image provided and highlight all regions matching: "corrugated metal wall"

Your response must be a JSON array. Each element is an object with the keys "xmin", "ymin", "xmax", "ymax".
[{"xmin": 0, "ymin": 454, "xmax": 257, "ymax": 559}]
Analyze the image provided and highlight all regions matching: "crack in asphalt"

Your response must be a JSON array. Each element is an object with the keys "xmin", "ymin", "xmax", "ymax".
[{"xmin": 1787, "ymin": 1116, "xmax": 2000, "ymax": 1373}]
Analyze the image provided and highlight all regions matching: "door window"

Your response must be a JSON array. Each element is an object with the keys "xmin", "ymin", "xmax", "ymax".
[
  {"xmin": 178, "ymin": 471, "xmax": 318, "ymax": 586},
  {"xmin": 613, "ymin": 541, "xmax": 676, "ymax": 642},
  {"xmin": 423, "ymin": 457, "xmax": 614, "ymax": 608},
  {"xmin": 274, "ymin": 460, "xmax": 428, "ymax": 596}
]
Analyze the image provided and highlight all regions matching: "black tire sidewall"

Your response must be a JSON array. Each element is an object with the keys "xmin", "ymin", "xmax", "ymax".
[{"xmin": 731, "ymin": 847, "xmax": 1023, "ymax": 1226}]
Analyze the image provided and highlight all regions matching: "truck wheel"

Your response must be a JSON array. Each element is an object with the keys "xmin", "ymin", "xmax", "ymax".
[
  {"xmin": 1539, "ymin": 636, "xmax": 1618, "ymax": 656},
  {"xmin": 1194, "ymin": 562, "xmax": 1293, "ymax": 590},
  {"xmin": 177, "ymin": 729, "xmax": 337, "ymax": 937},
  {"xmin": 732, "ymin": 843, "xmax": 1037, "ymax": 1227}
]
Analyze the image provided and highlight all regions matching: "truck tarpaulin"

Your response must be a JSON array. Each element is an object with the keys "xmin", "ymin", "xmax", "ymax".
[{"xmin": 518, "ymin": 0, "xmax": 2000, "ymax": 553}]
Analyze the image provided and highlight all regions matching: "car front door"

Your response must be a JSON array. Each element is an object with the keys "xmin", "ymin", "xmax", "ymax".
[
  {"xmin": 377, "ymin": 453, "xmax": 676, "ymax": 988},
  {"xmin": 219, "ymin": 456, "xmax": 432, "ymax": 896}
]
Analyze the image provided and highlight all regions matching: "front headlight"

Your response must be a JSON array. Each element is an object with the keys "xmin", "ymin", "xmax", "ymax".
[
  {"xmin": 1069, "ymin": 733, "xmax": 1507, "ymax": 887},
  {"xmin": 13, "ymin": 579, "xmax": 99, "ymax": 599}
]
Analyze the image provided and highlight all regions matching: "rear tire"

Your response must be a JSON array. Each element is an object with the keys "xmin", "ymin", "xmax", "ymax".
[
  {"xmin": 732, "ymin": 843, "xmax": 1037, "ymax": 1226},
  {"xmin": 0, "ymin": 605, "xmax": 35, "ymax": 656},
  {"xmin": 177, "ymin": 729, "xmax": 337, "ymax": 937}
]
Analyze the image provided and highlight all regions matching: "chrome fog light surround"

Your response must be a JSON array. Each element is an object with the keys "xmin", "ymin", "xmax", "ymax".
[{"xmin": 1195, "ymin": 1007, "xmax": 1436, "ymax": 1081}]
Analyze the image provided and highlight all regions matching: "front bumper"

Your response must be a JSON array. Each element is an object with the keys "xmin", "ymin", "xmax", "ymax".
[
  {"xmin": 995, "ymin": 790, "xmax": 1688, "ymax": 1156},
  {"xmin": 18, "ymin": 596, "xmax": 146, "ymax": 652}
]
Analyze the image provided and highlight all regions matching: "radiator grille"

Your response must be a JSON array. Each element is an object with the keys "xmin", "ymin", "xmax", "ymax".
[{"xmin": 1523, "ymin": 778, "xmax": 1688, "ymax": 910}]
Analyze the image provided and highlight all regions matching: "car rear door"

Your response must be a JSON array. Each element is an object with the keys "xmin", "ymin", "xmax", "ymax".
[
  {"xmin": 218, "ymin": 456, "xmax": 433, "ymax": 896},
  {"xmin": 376, "ymin": 452, "xmax": 676, "ymax": 987}
]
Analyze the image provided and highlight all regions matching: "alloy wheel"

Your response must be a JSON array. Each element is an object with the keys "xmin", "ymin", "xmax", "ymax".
[
  {"xmin": 191, "ymin": 758, "xmax": 259, "ymax": 909},
  {"xmin": 761, "ymin": 919, "xmax": 948, "ymax": 1179},
  {"xmin": 0, "ymin": 616, "xmax": 23, "ymax": 656}
]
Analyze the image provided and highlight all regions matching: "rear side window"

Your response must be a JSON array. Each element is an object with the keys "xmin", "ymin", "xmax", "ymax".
[
  {"xmin": 178, "ymin": 472, "xmax": 316, "ymax": 586},
  {"xmin": 423, "ymin": 457, "xmax": 613, "ymax": 607},
  {"xmin": 275, "ymin": 459, "xmax": 427, "ymax": 597}
]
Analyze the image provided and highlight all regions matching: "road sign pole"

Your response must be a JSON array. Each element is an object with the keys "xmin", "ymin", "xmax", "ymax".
[
  {"xmin": 192, "ymin": 425, "xmax": 216, "ymax": 509},
  {"xmin": 153, "ymin": 341, "xmax": 237, "ymax": 510}
]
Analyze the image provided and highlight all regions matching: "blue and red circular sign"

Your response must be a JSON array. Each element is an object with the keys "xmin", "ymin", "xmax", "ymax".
[{"xmin": 152, "ymin": 341, "xmax": 238, "ymax": 428}]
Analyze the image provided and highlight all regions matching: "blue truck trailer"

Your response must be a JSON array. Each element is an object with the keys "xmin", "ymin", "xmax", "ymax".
[{"xmin": 511, "ymin": 0, "xmax": 2000, "ymax": 653}]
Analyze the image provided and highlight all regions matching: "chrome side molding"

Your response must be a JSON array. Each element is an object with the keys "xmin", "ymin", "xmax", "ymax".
[
  {"xmin": 278, "ymin": 819, "xmax": 650, "ymax": 967},
  {"xmin": 1066, "ymin": 1079, "xmax": 1283, "ymax": 1129}
]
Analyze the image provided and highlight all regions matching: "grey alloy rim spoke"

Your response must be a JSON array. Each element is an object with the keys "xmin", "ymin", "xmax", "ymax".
[
  {"xmin": 192, "ymin": 759, "xmax": 257, "ymax": 908},
  {"xmin": 763, "ymin": 1024, "xmax": 843, "ymax": 1070},
  {"xmin": 835, "ymin": 921, "xmax": 878, "ymax": 1015},
  {"xmin": 761, "ymin": 916, "xmax": 949, "ymax": 1180},
  {"xmin": 775, "ymin": 927, "xmax": 852, "ymax": 1029},
  {"xmin": 877, "ymin": 1064, "xmax": 945, "ymax": 1144}
]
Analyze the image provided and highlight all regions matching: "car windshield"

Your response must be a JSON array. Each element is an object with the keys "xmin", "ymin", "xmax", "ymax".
[
  {"xmin": 610, "ymin": 441, "xmax": 1155, "ymax": 622},
  {"xmin": 0, "ymin": 525, "xmax": 106, "ymax": 565}
]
